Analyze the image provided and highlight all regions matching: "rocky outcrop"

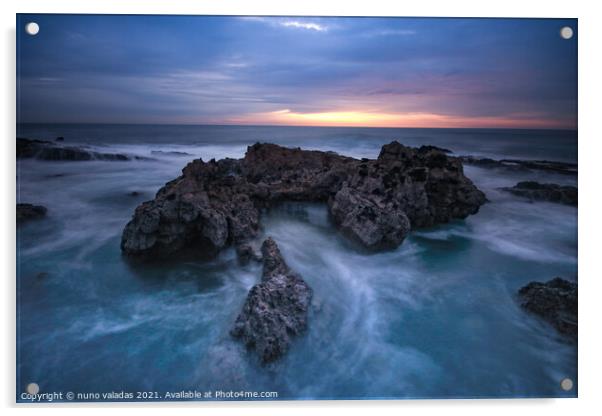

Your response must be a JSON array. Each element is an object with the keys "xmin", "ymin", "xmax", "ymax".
[
  {"xmin": 17, "ymin": 137, "xmax": 145, "ymax": 161},
  {"xmin": 121, "ymin": 141, "xmax": 486, "ymax": 259},
  {"xmin": 518, "ymin": 277, "xmax": 577, "ymax": 341},
  {"xmin": 502, "ymin": 181, "xmax": 577, "ymax": 206},
  {"xmin": 460, "ymin": 156, "xmax": 577, "ymax": 176},
  {"xmin": 17, "ymin": 203, "xmax": 47, "ymax": 223},
  {"xmin": 231, "ymin": 238, "xmax": 312, "ymax": 363}
]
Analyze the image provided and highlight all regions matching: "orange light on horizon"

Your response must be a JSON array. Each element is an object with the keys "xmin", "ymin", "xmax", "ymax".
[
  {"xmin": 224, "ymin": 109, "xmax": 575, "ymax": 130},
  {"xmin": 268, "ymin": 109, "xmax": 403, "ymax": 126}
]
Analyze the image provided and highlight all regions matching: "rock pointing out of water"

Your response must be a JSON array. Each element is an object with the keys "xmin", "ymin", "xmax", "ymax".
[
  {"xmin": 121, "ymin": 141, "xmax": 486, "ymax": 258},
  {"xmin": 231, "ymin": 238, "xmax": 312, "ymax": 363},
  {"xmin": 501, "ymin": 181, "xmax": 577, "ymax": 206},
  {"xmin": 518, "ymin": 277, "xmax": 577, "ymax": 341}
]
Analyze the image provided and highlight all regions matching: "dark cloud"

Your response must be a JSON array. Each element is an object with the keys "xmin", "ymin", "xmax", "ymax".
[{"xmin": 17, "ymin": 14, "xmax": 577, "ymax": 127}]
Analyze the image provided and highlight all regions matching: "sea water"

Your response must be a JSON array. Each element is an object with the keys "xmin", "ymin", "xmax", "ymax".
[{"xmin": 16, "ymin": 124, "xmax": 577, "ymax": 400}]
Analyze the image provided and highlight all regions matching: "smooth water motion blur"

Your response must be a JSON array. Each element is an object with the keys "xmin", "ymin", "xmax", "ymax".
[{"xmin": 17, "ymin": 124, "xmax": 577, "ymax": 400}]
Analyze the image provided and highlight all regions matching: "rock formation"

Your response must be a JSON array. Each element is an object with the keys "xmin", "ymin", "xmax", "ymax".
[
  {"xmin": 17, "ymin": 203, "xmax": 47, "ymax": 223},
  {"xmin": 121, "ymin": 141, "xmax": 486, "ymax": 259},
  {"xmin": 502, "ymin": 181, "xmax": 577, "ymax": 206},
  {"xmin": 17, "ymin": 137, "xmax": 146, "ymax": 161},
  {"xmin": 231, "ymin": 238, "xmax": 312, "ymax": 363},
  {"xmin": 518, "ymin": 277, "xmax": 577, "ymax": 341}
]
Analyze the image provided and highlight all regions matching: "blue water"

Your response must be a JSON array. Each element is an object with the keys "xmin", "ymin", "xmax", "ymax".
[{"xmin": 16, "ymin": 124, "xmax": 577, "ymax": 401}]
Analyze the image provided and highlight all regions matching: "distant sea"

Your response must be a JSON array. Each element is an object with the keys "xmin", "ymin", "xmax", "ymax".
[{"xmin": 16, "ymin": 124, "xmax": 577, "ymax": 400}]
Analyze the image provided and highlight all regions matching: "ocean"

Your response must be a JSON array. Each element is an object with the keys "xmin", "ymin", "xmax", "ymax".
[{"xmin": 16, "ymin": 124, "xmax": 578, "ymax": 400}]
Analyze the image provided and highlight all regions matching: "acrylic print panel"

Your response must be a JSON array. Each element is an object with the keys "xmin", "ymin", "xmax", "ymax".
[{"xmin": 16, "ymin": 14, "xmax": 577, "ymax": 402}]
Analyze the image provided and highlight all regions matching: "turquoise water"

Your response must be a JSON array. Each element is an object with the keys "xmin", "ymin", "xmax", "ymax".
[{"xmin": 16, "ymin": 125, "xmax": 577, "ymax": 400}]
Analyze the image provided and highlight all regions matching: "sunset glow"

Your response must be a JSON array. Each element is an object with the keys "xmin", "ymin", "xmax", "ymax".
[{"xmin": 226, "ymin": 109, "xmax": 575, "ymax": 129}]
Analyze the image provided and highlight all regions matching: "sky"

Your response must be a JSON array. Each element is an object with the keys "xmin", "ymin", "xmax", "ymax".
[{"xmin": 17, "ymin": 15, "xmax": 577, "ymax": 129}]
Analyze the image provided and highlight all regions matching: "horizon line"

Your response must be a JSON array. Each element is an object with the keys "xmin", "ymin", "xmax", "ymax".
[{"xmin": 16, "ymin": 121, "xmax": 577, "ymax": 131}]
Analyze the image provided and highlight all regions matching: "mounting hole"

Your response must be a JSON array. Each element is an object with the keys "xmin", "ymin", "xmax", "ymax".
[
  {"xmin": 560, "ymin": 26, "xmax": 573, "ymax": 40},
  {"xmin": 560, "ymin": 378, "xmax": 574, "ymax": 391},
  {"xmin": 26, "ymin": 382, "xmax": 39, "ymax": 395},
  {"xmin": 25, "ymin": 22, "xmax": 39, "ymax": 36}
]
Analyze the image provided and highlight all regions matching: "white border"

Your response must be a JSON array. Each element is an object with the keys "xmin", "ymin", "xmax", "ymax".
[{"xmin": 3, "ymin": 0, "xmax": 601, "ymax": 414}]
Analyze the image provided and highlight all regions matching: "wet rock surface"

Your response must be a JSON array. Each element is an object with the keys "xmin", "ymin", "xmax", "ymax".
[
  {"xmin": 518, "ymin": 277, "xmax": 577, "ymax": 342},
  {"xmin": 121, "ymin": 141, "xmax": 486, "ymax": 258},
  {"xmin": 17, "ymin": 137, "xmax": 146, "ymax": 161},
  {"xmin": 231, "ymin": 238, "xmax": 312, "ymax": 363},
  {"xmin": 17, "ymin": 203, "xmax": 47, "ymax": 223},
  {"xmin": 502, "ymin": 181, "xmax": 577, "ymax": 206}
]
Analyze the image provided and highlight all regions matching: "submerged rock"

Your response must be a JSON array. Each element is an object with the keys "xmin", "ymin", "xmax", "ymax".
[
  {"xmin": 501, "ymin": 181, "xmax": 577, "ymax": 206},
  {"xmin": 151, "ymin": 150, "xmax": 192, "ymax": 157},
  {"xmin": 460, "ymin": 156, "xmax": 577, "ymax": 176},
  {"xmin": 231, "ymin": 238, "xmax": 312, "ymax": 363},
  {"xmin": 121, "ymin": 141, "xmax": 486, "ymax": 258},
  {"xmin": 236, "ymin": 243, "xmax": 262, "ymax": 265},
  {"xmin": 418, "ymin": 145, "xmax": 452, "ymax": 154},
  {"xmin": 36, "ymin": 272, "xmax": 50, "ymax": 280},
  {"xmin": 17, "ymin": 137, "xmax": 144, "ymax": 161},
  {"xmin": 17, "ymin": 203, "xmax": 47, "ymax": 223},
  {"xmin": 518, "ymin": 277, "xmax": 577, "ymax": 341}
]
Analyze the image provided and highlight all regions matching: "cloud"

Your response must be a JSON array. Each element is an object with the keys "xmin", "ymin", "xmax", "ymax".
[
  {"xmin": 280, "ymin": 20, "xmax": 328, "ymax": 32},
  {"xmin": 17, "ymin": 15, "xmax": 577, "ymax": 128},
  {"xmin": 238, "ymin": 16, "xmax": 328, "ymax": 32}
]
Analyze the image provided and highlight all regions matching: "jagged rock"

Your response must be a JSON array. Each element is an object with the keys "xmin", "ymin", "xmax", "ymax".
[
  {"xmin": 502, "ymin": 181, "xmax": 577, "ymax": 206},
  {"xmin": 231, "ymin": 238, "xmax": 312, "ymax": 363},
  {"xmin": 17, "ymin": 203, "xmax": 47, "ymax": 223},
  {"xmin": 121, "ymin": 158, "xmax": 260, "ymax": 258},
  {"xmin": 518, "ymin": 277, "xmax": 577, "ymax": 341},
  {"xmin": 16, "ymin": 137, "xmax": 145, "ymax": 161},
  {"xmin": 329, "ymin": 184, "xmax": 411, "ymax": 249},
  {"xmin": 460, "ymin": 156, "xmax": 577, "ymax": 175},
  {"xmin": 121, "ymin": 141, "xmax": 486, "ymax": 258}
]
